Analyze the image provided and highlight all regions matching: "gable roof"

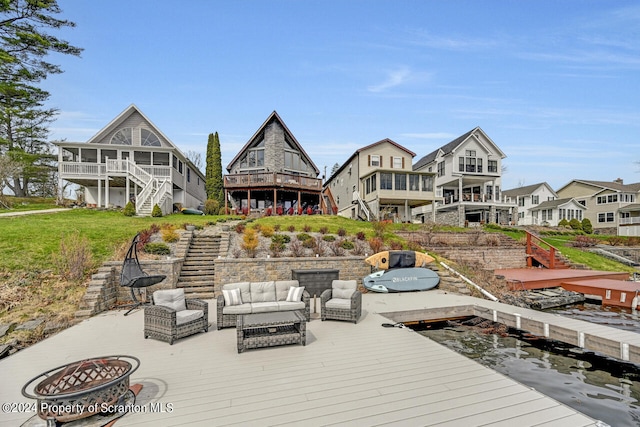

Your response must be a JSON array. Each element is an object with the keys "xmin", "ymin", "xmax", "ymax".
[
  {"xmin": 412, "ymin": 127, "xmax": 505, "ymax": 171},
  {"xmin": 324, "ymin": 138, "xmax": 415, "ymax": 184},
  {"xmin": 503, "ymin": 182, "xmax": 556, "ymax": 198},
  {"xmin": 532, "ymin": 197, "xmax": 585, "ymax": 210},
  {"xmin": 556, "ymin": 179, "xmax": 640, "ymax": 194},
  {"xmin": 86, "ymin": 104, "xmax": 175, "ymax": 148},
  {"xmin": 226, "ymin": 111, "xmax": 320, "ymax": 175}
]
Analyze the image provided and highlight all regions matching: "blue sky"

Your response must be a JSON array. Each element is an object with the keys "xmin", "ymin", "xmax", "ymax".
[{"xmin": 44, "ymin": 0, "xmax": 640, "ymax": 190}]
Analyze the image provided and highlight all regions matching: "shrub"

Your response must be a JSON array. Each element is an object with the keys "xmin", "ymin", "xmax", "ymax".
[
  {"xmin": 203, "ymin": 199, "xmax": 220, "ymax": 215},
  {"xmin": 144, "ymin": 242, "xmax": 170, "ymax": 255},
  {"xmin": 303, "ymin": 224, "xmax": 312, "ymax": 232},
  {"xmin": 569, "ymin": 218, "xmax": 582, "ymax": 230},
  {"xmin": 319, "ymin": 226, "xmax": 329, "ymax": 234},
  {"xmin": 234, "ymin": 223, "xmax": 246, "ymax": 234},
  {"xmin": 242, "ymin": 228, "xmax": 259, "ymax": 258},
  {"xmin": 123, "ymin": 201, "xmax": 136, "ymax": 216},
  {"xmin": 329, "ymin": 240, "xmax": 345, "ymax": 256},
  {"xmin": 372, "ymin": 220, "xmax": 392, "ymax": 238},
  {"xmin": 340, "ymin": 239, "xmax": 355, "ymax": 250},
  {"xmin": 274, "ymin": 224, "xmax": 281, "ymax": 232},
  {"xmin": 271, "ymin": 234, "xmax": 291, "ymax": 244},
  {"xmin": 368, "ymin": 237, "xmax": 384, "ymax": 254},
  {"xmin": 389, "ymin": 241, "xmax": 403, "ymax": 250},
  {"xmin": 151, "ymin": 204, "xmax": 163, "ymax": 217},
  {"xmin": 269, "ymin": 240, "xmax": 285, "ymax": 257},
  {"xmin": 581, "ymin": 218, "xmax": 593, "ymax": 234},
  {"xmin": 260, "ymin": 225, "xmax": 275, "ymax": 238},
  {"xmin": 289, "ymin": 239, "xmax": 305, "ymax": 257},
  {"xmin": 52, "ymin": 231, "xmax": 94, "ymax": 282},
  {"xmin": 572, "ymin": 235, "xmax": 599, "ymax": 248},
  {"xmin": 356, "ymin": 231, "xmax": 366, "ymax": 241},
  {"xmin": 323, "ymin": 235, "xmax": 336, "ymax": 242},
  {"xmin": 352, "ymin": 239, "xmax": 367, "ymax": 255},
  {"xmin": 297, "ymin": 233, "xmax": 312, "ymax": 242},
  {"xmin": 161, "ymin": 225, "xmax": 180, "ymax": 243},
  {"xmin": 484, "ymin": 234, "xmax": 501, "ymax": 247},
  {"xmin": 337, "ymin": 228, "xmax": 347, "ymax": 237},
  {"xmin": 607, "ymin": 236, "xmax": 625, "ymax": 246},
  {"xmin": 287, "ymin": 225, "xmax": 296, "ymax": 232}
]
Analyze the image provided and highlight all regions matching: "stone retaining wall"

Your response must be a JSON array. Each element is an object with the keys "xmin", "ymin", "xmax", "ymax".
[{"xmin": 429, "ymin": 247, "xmax": 527, "ymax": 270}]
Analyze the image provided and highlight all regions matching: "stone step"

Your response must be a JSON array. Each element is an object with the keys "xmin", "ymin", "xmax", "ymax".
[
  {"xmin": 181, "ymin": 265, "xmax": 216, "ymax": 271},
  {"xmin": 178, "ymin": 284, "xmax": 216, "ymax": 293},
  {"xmin": 183, "ymin": 292, "xmax": 216, "ymax": 300},
  {"xmin": 178, "ymin": 275, "xmax": 216, "ymax": 283}
]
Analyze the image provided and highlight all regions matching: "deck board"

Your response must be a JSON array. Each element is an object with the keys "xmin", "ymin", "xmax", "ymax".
[{"xmin": 1, "ymin": 291, "xmax": 621, "ymax": 426}]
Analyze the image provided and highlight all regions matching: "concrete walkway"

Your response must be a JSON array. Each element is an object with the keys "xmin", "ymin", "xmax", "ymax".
[{"xmin": 0, "ymin": 208, "xmax": 69, "ymax": 217}]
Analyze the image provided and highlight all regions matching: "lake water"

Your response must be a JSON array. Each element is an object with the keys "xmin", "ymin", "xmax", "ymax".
[{"xmin": 415, "ymin": 318, "xmax": 640, "ymax": 427}]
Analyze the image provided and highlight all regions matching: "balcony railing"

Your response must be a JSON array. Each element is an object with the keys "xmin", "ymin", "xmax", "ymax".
[
  {"xmin": 60, "ymin": 161, "xmax": 171, "ymax": 178},
  {"xmin": 620, "ymin": 217, "xmax": 640, "ymax": 225},
  {"xmin": 441, "ymin": 194, "xmax": 513, "ymax": 205},
  {"xmin": 224, "ymin": 172, "xmax": 322, "ymax": 191}
]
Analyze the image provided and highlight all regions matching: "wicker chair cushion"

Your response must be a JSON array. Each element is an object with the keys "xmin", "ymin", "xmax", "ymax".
[
  {"xmin": 277, "ymin": 301, "xmax": 305, "ymax": 311},
  {"xmin": 325, "ymin": 298, "xmax": 351, "ymax": 310},
  {"xmin": 176, "ymin": 309, "xmax": 204, "ymax": 325},
  {"xmin": 276, "ymin": 280, "xmax": 300, "ymax": 301},
  {"xmin": 286, "ymin": 286, "xmax": 305, "ymax": 302},
  {"xmin": 251, "ymin": 302, "xmax": 280, "ymax": 313},
  {"xmin": 223, "ymin": 288, "xmax": 243, "ymax": 306},
  {"xmin": 222, "ymin": 304, "xmax": 252, "ymax": 315},
  {"xmin": 250, "ymin": 281, "xmax": 276, "ymax": 303},
  {"xmin": 331, "ymin": 280, "xmax": 357, "ymax": 299},
  {"xmin": 222, "ymin": 282, "xmax": 251, "ymax": 303},
  {"xmin": 154, "ymin": 289, "xmax": 187, "ymax": 312}
]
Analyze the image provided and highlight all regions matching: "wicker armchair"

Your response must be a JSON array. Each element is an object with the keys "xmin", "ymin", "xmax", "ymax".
[
  {"xmin": 144, "ymin": 289, "xmax": 208, "ymax": 344},
  {"xmin": 320, "ymin": 280, "xmax": 361, "ymax": 323}
]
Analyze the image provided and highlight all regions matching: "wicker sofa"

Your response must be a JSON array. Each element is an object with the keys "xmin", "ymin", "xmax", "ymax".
[{"xmin": 217, "ymin": 280, "xmax": 310, "ymax": 329}]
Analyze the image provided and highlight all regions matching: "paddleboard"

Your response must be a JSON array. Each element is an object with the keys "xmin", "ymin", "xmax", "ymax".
[
  {"xmin": 363, "ymin": 267, "xmax": 440, "ymax": 293},
  {"xmin": 365, "ymin": 250, "xmax": 434, "ymax": 270}
]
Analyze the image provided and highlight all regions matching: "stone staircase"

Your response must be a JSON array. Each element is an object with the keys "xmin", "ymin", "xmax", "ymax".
[{"xmin": 177, "ymin": 234, "xmax": 221, "ymax": 299}]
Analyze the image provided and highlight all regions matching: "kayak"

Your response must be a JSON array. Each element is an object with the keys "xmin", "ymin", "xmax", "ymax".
[
  {"xmin": 365, "ymin": 250, "xmax": 434, "ymax": 270},
  {"xmin": 181, "ymin": 207, "xmax": 204, "ymax": 215}
]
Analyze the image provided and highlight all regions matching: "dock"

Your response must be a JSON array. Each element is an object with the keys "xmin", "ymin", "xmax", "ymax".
[
  {"xmin": 496, "ymin": 268, "xmax": 631, "ymax": 291},
  {"xmin": 3, "ymin": 291, "xmax": 638, "ymax": 426},
  {"xmin": 561, "ymin": 278, "xmax": 640, "ymax": 309}
]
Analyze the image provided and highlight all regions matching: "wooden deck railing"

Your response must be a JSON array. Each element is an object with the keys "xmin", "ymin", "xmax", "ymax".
[
  {"xmin": 224, "ymin": 172, "xmax": 322, "ymax": 191},
  {"xmin": 526, "ymin": 231, "xmax": 560, "ymax": 269}
]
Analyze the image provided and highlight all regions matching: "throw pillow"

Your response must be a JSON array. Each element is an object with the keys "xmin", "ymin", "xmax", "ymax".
[
  {"xmin": 286, "ymin": 286, "xmax": 305, "ymax": 302},
  {"xmin": 223, "ymin": 288, "xmax": 243, "ymax": 306}
]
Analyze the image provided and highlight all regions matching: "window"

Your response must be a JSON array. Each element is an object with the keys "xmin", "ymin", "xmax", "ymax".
[
  {"xmin": 598, "ymin": 212, "xmax": 615, "ymax": 223},
  {"xmin": 371, "ymin": 174, "xmax": 376, "ymax": 192},
  {"xmin": 486, "ymin": 185, "xmax": 493, "ymax": 200},
  {"xmin": 365, "ymin": 178, "xmax": 370, "ymax": 194},
  {"xmin": 421, "ymin": 175, "xmax": 433, "ymax": 192},
  {"xmin": 488, "ymin": 160, "xmax": 498, "ymax": 173},
  {"xmin": 187, "ymin": 168, "xmax": 191, "ymax": 182},
  {"xmin": 409, "ymin": 175, "xmax": 420, "ymax": 191},
  {"xmin": 578, "ymin": 199, "xmax": 586, "ymax": 206},
  {"xmin": 531, "ymin": 195, "xmax": 539, "ymax": 205},
  {"xmin": 459, "ymin": 151, "xmax": 483, "ymax": 173},
  {"xmin": 437, "ymin": 161, "xmax": 445, "ymax": 177},
  {"xmin": 518, "ymin": 197, "xmax": 525, "ymax": 207},
  {"xmin": 111, "ymin": 128, "xmax": 132, "ymax": 145},
  {"xmin": 380, "ymin": 173, "xmax": 393, "ymax": 190},
  {"xmin": 140, "ymin": 129, "xmax": 161, "ymax": 147},
  {"xmin": 370, "ymin": 155, "xmax": 380, "ymax": 167},
  {"xmin": 393, "ymin": 157, "xmax": 403, "ymax": 169},
  {"xmin": 598, "ymin": 194, "xmax": 619, "ymax": 204},
  {"xmin": 395, "ymin": 173, "xmax": 406, "ymax": 190}
]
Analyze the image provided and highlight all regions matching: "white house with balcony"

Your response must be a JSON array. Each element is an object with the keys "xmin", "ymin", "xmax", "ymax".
[
  {"xmin": 412, "ymin": 127, "xmax": 516, "ymax": 226},
  {"xmin": 503, "ymin": 182, "xmax": 557, "ymax": 225},
  {"xmin": 324, "ymin": 138, "xmax": 437, "ymax": 222},
  {"xmin": 55, "ymin": 104, "xmax": 206, "ymax": 216}
]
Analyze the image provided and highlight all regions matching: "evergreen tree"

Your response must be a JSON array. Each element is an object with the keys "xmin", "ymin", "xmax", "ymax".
[{"xmin": 205, "ymin": 132, "xmax": 224, "ymax": 208}]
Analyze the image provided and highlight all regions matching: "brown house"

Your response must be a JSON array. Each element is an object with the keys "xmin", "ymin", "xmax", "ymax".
[{"xmin": 224, "ymin": 111, "xmax": 327, "ymax": 215}]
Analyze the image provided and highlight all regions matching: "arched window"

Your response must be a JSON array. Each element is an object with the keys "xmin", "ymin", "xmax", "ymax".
[
  {"xmin": 110, "ymin": 128, "xmax": 132, "ymax": 145},
  {"xmin": 141, "ymin": 129, "xmax": 161, "ymax": 146}
]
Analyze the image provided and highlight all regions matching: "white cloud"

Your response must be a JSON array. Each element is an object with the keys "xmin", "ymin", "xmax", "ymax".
[{"xmin": 367, "ymin": 67, "xmax": 412, "ymax": 93}]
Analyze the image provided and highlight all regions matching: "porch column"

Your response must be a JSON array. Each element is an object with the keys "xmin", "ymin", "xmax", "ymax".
[
  {"xmin": 224, "ymin": 189, "xmax": 228, "ymax": 214},
  {"xmin": 458, "ymin": 177, "xmax": 463, "ymax": 201},
  {"xmin": 105, "ymin": 176, "xmax": 109, "ymax": 208},
  {"xmin": 298, "ymin": 191, "xmax": 301, "ymax": 214},
  {"xmin": 405, "ymin": 199, "xmax": 409, "ymax": 222},
  {"xmin": 126, "ymin": 177, "xmax": 130, "ymax": 205},
  {"xmin": 97, "ymin": 179, "xmax": 102, "ymax": 208},
  {"xmin": 273, "ymin": 189, "xmax": 277, "ymax": 212},
  {"xmin": 247, "ymin": 189, "xmax": 251, "ymax": 214}
]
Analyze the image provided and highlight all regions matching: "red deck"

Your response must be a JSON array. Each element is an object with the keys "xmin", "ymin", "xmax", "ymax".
[
  {"xmin": 496, "ymin": 268, "xmax": 630, "ymax": 291},
  {"xmin": 562, "ymin": 279, "xmax": 640, "ymax": 309}
]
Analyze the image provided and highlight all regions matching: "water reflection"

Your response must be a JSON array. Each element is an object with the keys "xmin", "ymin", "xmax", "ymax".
[
  {"xmin": 417, "ymin": 322, "xmax": 640, "ymax": 426},
  {"xmin": 548, "ymin": 302, "xmax": 640, "ymax": 333}
]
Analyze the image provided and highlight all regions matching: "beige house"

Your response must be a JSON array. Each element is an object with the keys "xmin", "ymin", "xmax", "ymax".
[
  {"xmin": 412, "ymin": 127, "xmax": 515, "ymax": 226},
  {"xmin": 556, "ymin": 179, "xmax": 640, "ymax": 235},
  {"xmin": 55, "ymin": 105, "xmax": 206, "ymax": 216},
  {"xmin": 323, "ymin": 138, "xmax": 437, "ymax": 222},
  {"xmin": 503, "ymin": 182, "xmax": 557, "ymax": 225},
  {"xmin": 530, "ymin": 198, "xmax": 586, "ymax": 227}
]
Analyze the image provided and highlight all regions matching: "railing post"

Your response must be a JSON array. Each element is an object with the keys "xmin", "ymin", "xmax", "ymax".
[
  {"xmin": 549, "ymin": 246, "xmax": 555, "ymax": 269},
  {"xmin": 526, "ymin": 232, "xmax": 533, "ymax": 267}
]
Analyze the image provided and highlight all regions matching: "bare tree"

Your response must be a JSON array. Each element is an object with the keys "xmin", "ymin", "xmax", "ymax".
[{"xmin": 186, "ymin": 150, "xmax": 203, "ymax": 171}]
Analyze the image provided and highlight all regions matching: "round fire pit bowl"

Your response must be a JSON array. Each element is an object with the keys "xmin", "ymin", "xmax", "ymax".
[{"xmin": 21, "ymin": 355, "xmax": 140, "ymax": 423}]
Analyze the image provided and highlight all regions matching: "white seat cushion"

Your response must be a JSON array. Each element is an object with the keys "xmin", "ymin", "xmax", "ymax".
[
  {"xmin": 251, "ymin": 302, "xmax": 280, "ymax": 313},
  {"xmin": 326, "ymin": 298, "xmax": 351, "ymax": 310},
  {"xmin": 175, "ymin": 309, "xmax": 203, "ymax": 325},
  {"xmin": 277, "ymin": 301, "xmax": 305, "ymax": 311},
  {"xmin": 332, "ymin": 280, "xmax": 357, "ymax": 299},
  {"xmin": 154, "ymin": 289, "xmax": 187, "ymax": 312},
  {"xmin": 222, "ymin": 303, "xmax": 252, "ymax": 315}
]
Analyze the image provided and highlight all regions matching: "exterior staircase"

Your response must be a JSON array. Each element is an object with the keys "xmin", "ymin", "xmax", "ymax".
[
  {"xmin": 526, "ymin": 231, "xmax": 571, "ymax": 269},
  {"xmin": 106, "ymin": 159, "xmax": 172, "ymax": 215},
  {"xmin": 177, "ymin": 234, "xmax": 221, "ymax": 299}
]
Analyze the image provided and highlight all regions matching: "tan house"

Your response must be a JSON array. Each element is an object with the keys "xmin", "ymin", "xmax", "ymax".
[
  {"xmin": 323, "ymin": 138, "xmax": 437, "ymax": 222},
  {"xmin": 224, "ymin": 111, "xmax": 325, "ymax": 215},
  {"xmin": 556, "ymin": 179, "xmax": 640, "ymax": 235},
  {"xmin": 503, "ymin": 182, "xmax": 557, "ymax": 225},
  {"xmin": 530, "ymin": 198, "xmax": 586, "ymax": 227},
  {"xmin": 55, "ymin": 105, "xmax": 206, "ymax": 216},
  {"xmin": 412, "ymin": 127, "xmax": 515, "ymax": 226}
]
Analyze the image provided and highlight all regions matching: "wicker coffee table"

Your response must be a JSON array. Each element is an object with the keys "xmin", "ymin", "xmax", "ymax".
[{"xmin": 237, "ymin": 311, "xmax": 306, "ymax": 353}]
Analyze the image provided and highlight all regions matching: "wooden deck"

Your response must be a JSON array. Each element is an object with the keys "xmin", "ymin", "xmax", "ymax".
[
  {"xmin": 3, "ymin": 291, "xmax": 629, "ymax": 426},
  {"xmin": 561, "ymin": 278, "xmax": 640, "ymax": 309},
  {"xmin": 496, "ymin": 268, "xmax": 630, "ymax": 291}
]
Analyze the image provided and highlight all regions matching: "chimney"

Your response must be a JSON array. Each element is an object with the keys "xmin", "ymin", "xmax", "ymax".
[{"xmin": 614, "ymin": 178, "xmax": 623, "ymax": 184}]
